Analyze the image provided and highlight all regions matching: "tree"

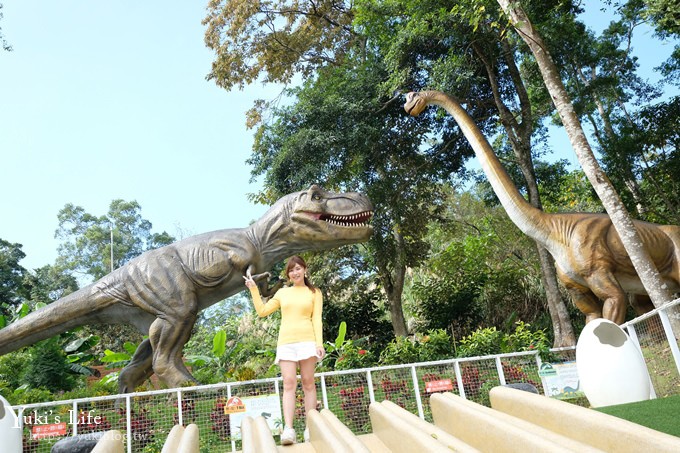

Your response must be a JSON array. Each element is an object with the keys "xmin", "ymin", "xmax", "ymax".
[
  {"xmin": 22, "ymin": 265, "xmax": 79, "ymax": 307},
  {"xmin": 55, "ymin": 199, "xmax": 175, "ymax": 282},
  {"xmin": 54, "ymin": 199, "xmax": 175, "ymax": 352},
  {"xmin": 355, "ymin": 0, "xmax": 577, "ymax": 345},
  {"xmin": 0, "ymin": 3, "xmax": 12, "ymax": 52},
  {"xmin": 0, "ymin": 239, "xmax": 26, "ymax": 320},
  {"xmin": 497, "ymin": 0, "xmax": 676, "ymax": 309},
  {"xmin": 203, "ymin": 0, "xmax": 359, "ymax": 91},
  {"xmin": 248, "ymin": 59, "xmax": 460, "ymax": 336},
  {"xmin": 600, "ymin": 96, "xmax": 680, "ymax": 226},
  {"xmin": 23, "ymin": 338, "xmax": 77, "ymax": 393}
]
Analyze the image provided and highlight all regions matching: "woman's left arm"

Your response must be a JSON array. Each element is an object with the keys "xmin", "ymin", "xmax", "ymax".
[{"xmin": 313, "ymin": 290, "xmax": 325, "ymax": 359}]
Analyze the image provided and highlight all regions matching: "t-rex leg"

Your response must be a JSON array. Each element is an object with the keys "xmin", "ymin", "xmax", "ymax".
[
  {"xmin": 118, "ymin": 338, "xmax": 154, "ymax": 394},
  {"xmin": 148, "ymin": 315, "xmax": 197, "ymax": 388}
]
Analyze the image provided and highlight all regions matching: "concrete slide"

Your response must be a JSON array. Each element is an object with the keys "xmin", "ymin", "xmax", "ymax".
[{"xmin": 236, "ymin": 386, "xmax": 680, "ymax": 452}]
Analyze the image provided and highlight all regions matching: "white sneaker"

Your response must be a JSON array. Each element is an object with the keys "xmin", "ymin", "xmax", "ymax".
[
  {"xmin": 304, "ymin": 427, "xmax": 310, "ymax": 442},
  {"xmin": 281, "ymin": 427, "xmax": 296, "ymax": 445}
]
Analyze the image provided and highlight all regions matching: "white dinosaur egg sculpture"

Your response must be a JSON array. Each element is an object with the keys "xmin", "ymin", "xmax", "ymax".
[
  {"xmin": 576, "ymin": 318, "xmax": 651, "ymax": 407},
  {"xmin": 0, "ymin": 394, "xmax": 21, "ymax": 453}
]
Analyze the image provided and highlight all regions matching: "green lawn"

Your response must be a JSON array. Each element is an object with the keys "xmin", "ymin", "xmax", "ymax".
[{"xmin": 595, "ymin": 394, "xmax": 680, "ymax": 437}]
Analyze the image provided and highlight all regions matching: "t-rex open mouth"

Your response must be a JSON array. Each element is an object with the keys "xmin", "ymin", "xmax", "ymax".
[{"xmin": 303, "ymin": 211, "xmax": 373, "ymax": 227}]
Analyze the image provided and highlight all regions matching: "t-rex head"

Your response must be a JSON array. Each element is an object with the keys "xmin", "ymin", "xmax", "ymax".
[{"xmin": 255, "ymin": 185, "xmax": 373, "ymax": 255}]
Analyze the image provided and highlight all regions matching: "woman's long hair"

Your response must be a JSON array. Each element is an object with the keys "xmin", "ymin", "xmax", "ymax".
[{"xmin": 285, "ymin": 255, "xmax": 317, "ymax": 293}]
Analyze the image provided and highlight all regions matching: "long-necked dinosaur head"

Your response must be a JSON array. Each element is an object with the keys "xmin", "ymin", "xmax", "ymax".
[
  {"xmin": 404, "ymin": 91, "xmax": 433, "ymax": 116},
  {"xmin": 252, "ymin": 185, "xmax": 373, "ymax": 259}
]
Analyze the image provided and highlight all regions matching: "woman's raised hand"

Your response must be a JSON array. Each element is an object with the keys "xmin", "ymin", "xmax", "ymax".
[{"xmin": 243, "ymin": 269, "xmax": 256, "ymax": 288}]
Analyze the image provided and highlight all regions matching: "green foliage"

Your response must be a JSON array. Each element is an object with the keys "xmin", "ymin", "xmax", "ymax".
[
  {"xmin": 3, "ymin": 386, "xmax": 54, "ymax": 405},
  {"xmin": 24, "ymin": 338, "xmax": 78, "ymax": 393},
  {"xmin": 456, "ymin": 326, "xmax": 504, "ymax": 358},
  {"xmin": 410, "ymin": 236, "xmax": 487, "ymax": 333},
  {"xmin": 318, "ymin": 263, "xmax": 393, "ymax": 352},
  {"xmin": 0, "ymin": 238, "xmax": 27, "ymax": 318},
  {"xmin": 601, "ymin": 96, "xmax": 680, "ymax": 226},
  {"xmin": 457, "ymin": 321, "xmax": 550, "ymax": 358},
  {"xmin": 21, "ymin": 264, "xmax": 79, "ymax": 306},
  {"xmin": 322, "ymin": 321, "xmax": 378, "ymax": 370},
  {"xmin": 204, "ymin": 0, "xmax": 357, "ymax": 91},
  {"xmin": 378, "ymin": 336, "xmax": 420, "ymax": 365},
  {"xmin": 417, "ymin": 329, "xmax": 455, "ymax": 362},
  {"xmin": 185, "ymin": 308, "xmax": 280, "ymax": 383},
  {"xmin": 212, "ymin": 329, "xmax": 227, "ymax": 357},
  {"xmin": 0, "ymin": 349, "xmax": 30, "ymax": 390}
]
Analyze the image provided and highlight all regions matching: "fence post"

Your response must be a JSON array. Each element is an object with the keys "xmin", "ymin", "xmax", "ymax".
[
  {"xmin": 176, "ymin": 390, "xmax": 183, "ymax": 426},
  {"xmin": 367, "ymin": 370, "xmax": 375, "ymax": 403},
  {"xmin": 454, "ymin": 361, "xmax": 466, "ymax": 399},
  {"xmin": 320, "ymin": 375, "xmax": 329, "ymax": 409},
  {"xmin": 495, "ymin": 356, "xmax": 507, "ymax": 386},
  {"xmin": 126, "ymin": 395, "xmax": 132, "ymax": 453},
  {"xmin": 18, "ymin": 407, "xmax": 24, "ymax": 433},
  {"xmin": 659, "ymin": 308, "xmax": 680, "ymax": 378},
  {"xmin": 410, "ymin": 365, "xmax": 424, "ymax": 419},
  {"xmin": 72, "ymin": 400, "xmax": 78, "ymax": 436},
  {"xmin": 227, "ymin": 384, "xmax": 236, "ymax": 453},
  {"xmin": 626, "ymin": 324, "xmax": 658, "ymax": 399}
]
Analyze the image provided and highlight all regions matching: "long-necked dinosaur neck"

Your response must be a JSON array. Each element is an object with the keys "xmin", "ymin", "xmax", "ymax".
[
  {"xmin": 0, "ymin": 185, "xmax": 373, "ymax": 392},
  {"xmin": 405, "ymin": 90, "xmax": 680, "ymax": 325}
]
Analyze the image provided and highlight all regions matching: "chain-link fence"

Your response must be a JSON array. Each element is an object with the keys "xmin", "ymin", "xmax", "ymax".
[{"xmin": 10, "ymin": 298, "xmax": 680, "ymax": 452}]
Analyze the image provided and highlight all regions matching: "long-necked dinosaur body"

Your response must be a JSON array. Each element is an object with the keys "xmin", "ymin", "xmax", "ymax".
[
  {"xmin": 0, "ymin": 185, "xmax": 373, "ymax": 392},
  {"xmin": 405, "ymin": 90, "xmax": 680, "ymax": 324}
]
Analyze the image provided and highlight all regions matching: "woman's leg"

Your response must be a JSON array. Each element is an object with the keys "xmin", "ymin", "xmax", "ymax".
[
  {"xmin": 279, "ymin": 360, "xmax": 298, "ymax": 428},
  {"xmin": 299, "ymin": 356, "xmax": 318, "ymax": 419}
]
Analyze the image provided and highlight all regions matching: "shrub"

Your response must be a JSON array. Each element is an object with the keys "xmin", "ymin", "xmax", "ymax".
[
  {"xmin": 379, "ymin": 336, "xmax": 419, "ymax": 365},
  {"xmin": 417, "ymin": 329, "xmax": 455, "ymax": 362},
  {"xmin": 24, "ymin": 338, "xmax": 78, "ymax": 393}
]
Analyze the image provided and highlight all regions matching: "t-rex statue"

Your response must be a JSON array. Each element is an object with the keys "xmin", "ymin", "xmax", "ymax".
[
  {"xmin": 0, "ymin": 185, "xmax": 373, "ymax": 393},
  {"xmin": 404, "ymin": 90, "xmax": 680, "ymax": 324}
]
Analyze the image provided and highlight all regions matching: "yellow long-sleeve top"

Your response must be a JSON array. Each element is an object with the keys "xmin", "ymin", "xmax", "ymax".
[{"xmin": 249, "ymin": 285, "xmax": 324, "ymax": 347}]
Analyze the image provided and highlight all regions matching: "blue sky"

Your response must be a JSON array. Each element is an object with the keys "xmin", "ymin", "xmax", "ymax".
[
  {"xmin": 0, "ymin": 1, "xmax": 675, "ymax": 273},
  {"xmin": 1, "ymin": 1, "xmax": 279, "ymax": 271}
]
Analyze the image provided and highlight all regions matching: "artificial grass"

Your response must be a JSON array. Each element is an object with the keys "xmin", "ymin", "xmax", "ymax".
[{"xmin": 594, "ymin": 394, "xmax": 680, "ymax": 438}]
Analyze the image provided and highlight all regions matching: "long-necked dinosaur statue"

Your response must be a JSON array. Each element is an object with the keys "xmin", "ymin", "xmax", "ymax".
[
  {"xmin": 0, "ymin": 185, "xmax": 373, "ymax": 393},
  {"xmin": 404, "ymin": 90, "xmax": 680, "ymax": 325}
]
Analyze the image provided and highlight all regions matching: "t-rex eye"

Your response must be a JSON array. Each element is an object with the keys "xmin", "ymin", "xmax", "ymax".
[{"xmin": 312, "ymin": 194, "xmax": 321, "ymax": 201}]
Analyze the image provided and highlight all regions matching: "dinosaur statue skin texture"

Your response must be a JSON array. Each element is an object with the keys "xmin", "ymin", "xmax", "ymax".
[
  {"xmin": 404, "ymin": 90, "xmax": 680, "ymax": 325},
  {"xmin": 0, "ymin": 185, "xmax": 373, "ymax": 393}
]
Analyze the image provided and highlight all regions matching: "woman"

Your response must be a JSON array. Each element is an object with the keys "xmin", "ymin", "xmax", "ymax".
[{"xmin": 243, "ymin": 255, "xmax": 325, "ymax": 445}]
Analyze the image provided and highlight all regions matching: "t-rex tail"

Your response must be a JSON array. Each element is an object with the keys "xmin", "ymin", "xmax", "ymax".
[{"xmin": 0, "ymin": 284, "xmax": 117, "ymax": 355}]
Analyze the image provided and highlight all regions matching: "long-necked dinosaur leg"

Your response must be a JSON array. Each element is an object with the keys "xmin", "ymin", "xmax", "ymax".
[
  {"xmin": 630, "ymin": 294, "xmax": 655, "ymax": 316},
  {"xmin": 562, "ymin": 283, "xmax": 603, "ymax": 323},
  {"xmin": 118, "ymin": 338, "xmax": 154, "ymax": 394},
  {"xmin": 148, "ymin": 315, "xmax": 198, "ymax": 388},
  {"xmin": 587, "ymin": 273, "xmax": 628, "ymax": 324}
]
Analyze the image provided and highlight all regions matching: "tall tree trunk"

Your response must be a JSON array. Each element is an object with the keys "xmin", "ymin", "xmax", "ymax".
[
  {"xmin": 497, "ymin": 0, "xmax": 675, "ymax": 308},
  {"xmin": 377, "ymin": 227, "xmax": 408, "ymax": 337}
]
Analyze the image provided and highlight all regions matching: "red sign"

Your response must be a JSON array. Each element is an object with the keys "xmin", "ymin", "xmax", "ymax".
[
  {"xmin": 224, "ymin": 396, "xmax": 246, "ymax": 414},
  {"xmin": 32, "ymin": 422, "xmax": 67, "ymax": 439},
  {"xmin": 425, "ymin": 379, "xmax": 453, "ymax": 393}
]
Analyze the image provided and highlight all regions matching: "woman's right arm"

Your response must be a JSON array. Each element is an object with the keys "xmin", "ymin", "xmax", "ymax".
[
  {"xmin": 244, "ymin": 272, "xmax": 280, "ymax": 317},
  {"xmin": 248, "ymin": 286, "xmax": 280, "ymax": 317}
]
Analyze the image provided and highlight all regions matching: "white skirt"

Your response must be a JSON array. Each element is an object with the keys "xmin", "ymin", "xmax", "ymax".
[{"xmin": 275, "ymin": 341, "xmax": 321, "ymax": 364}]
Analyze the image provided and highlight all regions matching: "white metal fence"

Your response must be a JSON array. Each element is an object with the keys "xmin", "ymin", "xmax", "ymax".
[{"xmin": 10, "ymin": 298, "xmax": 680, "ymax": 453}]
